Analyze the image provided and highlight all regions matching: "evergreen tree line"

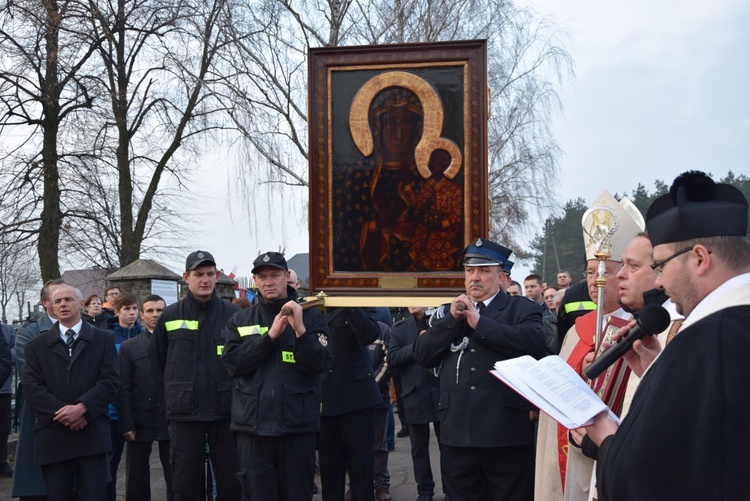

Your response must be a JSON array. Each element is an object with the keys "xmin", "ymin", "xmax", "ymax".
[{"xmin": 528, "ymin": 171, "xmax": 750, "ymax": 284}]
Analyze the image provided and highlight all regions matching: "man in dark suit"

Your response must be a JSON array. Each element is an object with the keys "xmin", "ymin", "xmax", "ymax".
[
  {"xmin": 319, "ymin": 307, "xmax": 383, "ymax": 501},
  {"xmin": 119, "ymin": 294, "xmax": 172, "ymax": 501},
  {"xmin": 414, "ymin": 238, "xmax": 546, "ymax": 501},
  {"xmin": 388, "ymin": 307, "xmax": 441, "ymax": 501},
  {"xmin": 23, "ymin": 284, "xmax": 119, "ymax": 501}
]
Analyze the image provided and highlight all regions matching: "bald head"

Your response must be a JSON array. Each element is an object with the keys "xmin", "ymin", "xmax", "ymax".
[{"xmin": 287, "ymin": 269, "xmax": 300, "ymax": 290}]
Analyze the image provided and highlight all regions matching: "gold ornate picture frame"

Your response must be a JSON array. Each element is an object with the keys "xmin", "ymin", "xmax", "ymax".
[{"xmin": 308, "ymin": 40, "xmax": 489, "ymax": 296}]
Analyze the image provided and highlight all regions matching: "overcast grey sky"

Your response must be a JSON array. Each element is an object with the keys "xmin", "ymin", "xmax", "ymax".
[
  {"xmin": 180, "ymin": 0, "xmax": 750, "ymax": 282},
  {"xmin": 526, "ymin": 0, "xmax": 750, "ymax": 203}
]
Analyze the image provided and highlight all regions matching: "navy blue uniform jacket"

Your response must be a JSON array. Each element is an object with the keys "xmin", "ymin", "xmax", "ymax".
[{"xmin": 413, "ymin": 293, "xmax": 545, "ymax": 448}]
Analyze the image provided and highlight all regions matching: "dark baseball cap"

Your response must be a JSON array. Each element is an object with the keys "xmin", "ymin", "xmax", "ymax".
[
  {"xmin": 185, "ymin": 250, "xmax": 216, "ymax": 271},
  {"xmin": 251, "ymin": 252, "xmax": 288, "ymax": 274}
]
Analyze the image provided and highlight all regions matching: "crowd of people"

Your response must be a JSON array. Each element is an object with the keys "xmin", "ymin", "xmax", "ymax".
[{"xmin": 0, "ymin": 169, "xmax": 748, "ymax": 501}]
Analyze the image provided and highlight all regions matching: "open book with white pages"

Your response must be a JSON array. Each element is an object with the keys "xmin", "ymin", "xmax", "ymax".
[{"xmin": 490, "ymin": 355, "xmax": 620, "ymax": 429}]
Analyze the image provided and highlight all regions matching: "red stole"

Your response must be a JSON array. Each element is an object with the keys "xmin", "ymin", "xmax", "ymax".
[{"xmin": 556, "ymin": 311, "xmax": 631, "ymax": 489}]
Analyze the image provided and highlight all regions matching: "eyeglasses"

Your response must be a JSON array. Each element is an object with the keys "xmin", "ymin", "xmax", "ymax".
[
  {"xmin": 650, "ymin": 246, "xmax": 693, "ymax": 275},
  {"xmin": 582, "ymin": 270, "xmax": 609, "ymax": 279}
]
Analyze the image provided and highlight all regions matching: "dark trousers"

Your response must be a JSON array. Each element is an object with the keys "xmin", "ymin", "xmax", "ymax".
[
  {"xmin": 386, "ymin": 405, "xmax": 395, "ymax": 450},
  {"xmin": 392, "ymin": 375, "xmax": 406, "ymax": 427},
  {"xmin": 0, "ymin": 393, "xmax": 10, "ymax": 466},
  {"xmin": 169, "ymin": 420, "xmax": 241, "ymax": 501},
  {"xmin": 125, "ymin": 439, "xmax": 173, "ymax": 501},
  {"xmin": 373, "ymin": 406, "xmax": 390, "ymax": 489},
  {"xmin": 320, "ymin": 407, "xmax": 375, "ymax": 501},
  {"xmin": 236, "ymin": 432, "xmax": 316, "ymax": 501},
  {"xmin": 440, "ymin": 443, "xmax": 534, "ymax": 501},
  {"xmin": 106, "ymin": 419, "xmax": 126, "ymax": 501},
  {"xmin": 408, "ymin": 421, "xmax": 440, "ymax": 496},
  {"xmin": 41, "ymin": 452, "xmax": 108, "ymax": 501}
]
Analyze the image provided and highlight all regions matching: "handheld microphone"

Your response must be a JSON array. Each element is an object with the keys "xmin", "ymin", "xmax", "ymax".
[{"xmin": 584, "ymin": 303, "xmax": 671, "ymax": 380}]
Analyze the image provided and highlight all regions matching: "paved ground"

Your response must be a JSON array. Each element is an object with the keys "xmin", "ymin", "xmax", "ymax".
[{"xmin": 0, "ymin": 429, "xmax": 445, "ymax": 500}]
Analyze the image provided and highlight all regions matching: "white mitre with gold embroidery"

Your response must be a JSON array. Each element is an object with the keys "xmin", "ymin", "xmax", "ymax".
[{"xmin": 582, "ymin": 190, "xmax": 645, "ymax": 262}]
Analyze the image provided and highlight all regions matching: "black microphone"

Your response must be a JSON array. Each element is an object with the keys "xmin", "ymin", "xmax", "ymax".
[{"xmin": 584, "ymin": 304, "xmax": 671, "ymax": 380}]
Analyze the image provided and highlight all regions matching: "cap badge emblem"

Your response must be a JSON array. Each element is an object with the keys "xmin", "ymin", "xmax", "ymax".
[
  {"xmin": 197, "ymin": 252, "xmax": 204, "ymax": 258},
  {"xmin": 263, "ymin": 254, "xmax": 270, "ymax": 262},
  {"xmin": 476, "ymin": 238, "xmax": 483, "ymax": 246}
]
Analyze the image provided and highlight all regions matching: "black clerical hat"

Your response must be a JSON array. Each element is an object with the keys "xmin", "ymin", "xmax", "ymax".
[{"xmin": 646, "ymin": 170, "xmax": 748, "ymax": 246}]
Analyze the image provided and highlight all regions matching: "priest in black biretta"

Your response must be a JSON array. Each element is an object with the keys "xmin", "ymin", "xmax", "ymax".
[
  {"xmin": 646, "ymin": 169, "xmax": 748, "ymax": 245},
  {"xmin": 586, "ymin": 170, "xmax": 750, "ymax": 501}
]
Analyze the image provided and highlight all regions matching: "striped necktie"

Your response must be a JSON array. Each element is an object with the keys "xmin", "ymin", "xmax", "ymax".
[{"xmin": 65, "ymin": 329, "xmax": 75, "ymax": 348}]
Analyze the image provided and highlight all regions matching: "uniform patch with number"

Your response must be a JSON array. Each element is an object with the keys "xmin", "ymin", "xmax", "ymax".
[{"xmin": 281, "ymin": 351, "xmax": 296, "ymax": 363}]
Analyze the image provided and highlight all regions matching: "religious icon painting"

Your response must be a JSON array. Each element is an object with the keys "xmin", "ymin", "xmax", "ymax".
[{"xmin": 308, "ymin": 40, "xmax": 489, "ymax": 296}]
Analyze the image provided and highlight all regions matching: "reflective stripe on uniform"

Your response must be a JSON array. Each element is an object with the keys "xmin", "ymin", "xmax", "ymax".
[
  {"xmin": 237, "ymin": 325, "xmax": 269, "ymax": 337},
  {"xmin": 564, "ymin": 301, "xmax": 597, "ymax": 314},
  {"xmin": 165, "ymin": 319, "xmax": 199, "ymax": 331}
]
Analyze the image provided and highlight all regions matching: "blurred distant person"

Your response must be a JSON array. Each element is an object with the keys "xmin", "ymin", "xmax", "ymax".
[
  {"xmin": 388, "ymin": 307, "xmax": 441, "ymax": 501},
  {"xmin": 97, "ymin": 286, "xmax": 120, "ymax": 327},
  {"xmin": 231, "ymin": 297, "xmax": 251, "ymax": 309},
  {"xmin": 507, "ymin": 281, "xmax": 522, "ymax": 296},
  {"xmin": 542, "ymin": 287, "xmax": 560, "ymax": 355},
  {"xmin": 0, "ymin": 325, "xmax": 12, "ymax": 478},
  {"xmin": 102, "ymin": 286, "xmax": 120, "ymax": 310},
  {"xmin": 104, "ymin": 292, "xmax": 143, "ymax": 501},
  {"xmin": 524, "ymin": 274, "xmax": 544, "ymax": 304},
  {"xmin": 82, "ymin": 294, "xmax": 106, "ymax": 325},
  {"xmin": 12, "ymin": 278, "xmax": 65, "ymax": 500},
  {"xmin": 287, "ymin": 269, "xmax": 301, "ymax": 290},
  {"xmin": 556, "ymin": 270, "xmax": 572, "ymax": 289}
]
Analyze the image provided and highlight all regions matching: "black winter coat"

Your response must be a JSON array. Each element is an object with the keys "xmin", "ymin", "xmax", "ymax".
[
  {"xmin": 388, "ymin": 315, "xmax": 440, "ymax": 425},
  {"xmin": 119, "ymin": 330, "xmax": 169, "ymax": 441},
  {"xmin": 150, "ymin": 291, "xmax": 239, "ymax": 422},
  {"xmin": 23, "ymin": 321, "xmax": 119, "ymax": 465},
  {"xmin": 221, "ymin": 288, "xmax": 331, "ymax": 436},
  {"xmin": 321, "ymin": 308, "xmax": 383, "ymax": 417}
]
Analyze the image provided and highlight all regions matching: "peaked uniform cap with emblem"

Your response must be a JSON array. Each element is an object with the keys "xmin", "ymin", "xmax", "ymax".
[
  {"xmin": 646, "ymin": 170, "xmax": 749, "ymax": 246},
  {"xmin": 185, "ymin": 250, "xmax": 216, "ymax": 271},
  {"xmin": 251, "ymin": 251, "xmax": 288, "ymax": 274},
  {"xmin": 463, "ymin": 237, "xmax": 514, "ymax": 271},
  {"xmin": 582, "ymin": 190, "xmax": 645, "ymax": 261}
]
